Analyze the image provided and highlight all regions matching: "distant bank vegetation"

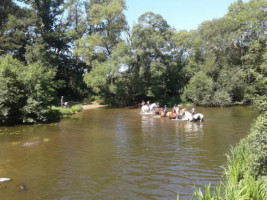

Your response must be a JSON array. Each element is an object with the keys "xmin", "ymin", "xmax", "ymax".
[{"xmin": 0, "ymin": 0, "xmax": 266, "ymax": 124}]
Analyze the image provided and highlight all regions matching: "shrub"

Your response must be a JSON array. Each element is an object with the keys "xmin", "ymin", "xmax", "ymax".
[
  {"xmin": 0, "ymin": 55, "xmax": 57, "ymax": 124},
  {"xmin": 247, "ymin": 113, "xmax": 267, "ymax": 178},
  {"xmin": 254, "ymin": 96, "xmax": 267, "ymax": 113},
  {"xmin": 71, "ymin": 105, "xmax": 83, "ymax": 113},
  {"xmin": 182, "ymin": 72, "xmax": 214, "ymax": 106},
  {"xmin": 212, "ymin": 90, "xmax": 232, "ymax": 107}
]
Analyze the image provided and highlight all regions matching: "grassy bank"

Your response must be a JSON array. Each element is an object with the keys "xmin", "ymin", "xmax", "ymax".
[
  {"xmin": 183, "ymin": 98, "xmax": 267, "ymax": 200},
  {"xmin": 52, "ymin": 104, "xmax": 83, "ymax": 118}
]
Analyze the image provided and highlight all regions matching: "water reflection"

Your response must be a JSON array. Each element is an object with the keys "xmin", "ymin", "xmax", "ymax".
[
  {"xmin": 0, "ymin": 106, "xmax": 258, "ymax": 200},
  {"xmin": 141, "ymin": 114, "xmax": 158, "ymax": 134},
  {"xmin": 141, "ymin": 114, "xmax": 204, "ymax": 138}
]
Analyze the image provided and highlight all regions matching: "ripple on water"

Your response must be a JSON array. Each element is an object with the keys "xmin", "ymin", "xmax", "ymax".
[{"xmin": 0, "ymin": 106, "xmax": 259, "ymax": 200}]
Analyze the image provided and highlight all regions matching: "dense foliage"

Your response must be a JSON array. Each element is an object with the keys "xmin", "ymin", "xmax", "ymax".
[
  {"xmin": 0, "ymin": 55, "xmax": 57, "ymax": 124},
  {"xmin": 0, "ymin": 0, "xmax": 266, "ymax": 124}
]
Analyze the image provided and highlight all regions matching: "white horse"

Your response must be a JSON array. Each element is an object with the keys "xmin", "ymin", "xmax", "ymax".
[
  {"xmin": 141, "ymin": 103, "xmax": 159, "ymax": 113},
  {"xmin": 191, "ymin": 108, "xmax": 204, "ymax": 122},
  {"xmin": 181, "ymin": 108, "xmax": 204, "ymax": 122},
  {"xmin": 192, "ymin": 113, "xmax": 204, "ymax": 122},
  {"xmin": 181, "ymin": 111, "xmax": 194, "ymax": 121}
]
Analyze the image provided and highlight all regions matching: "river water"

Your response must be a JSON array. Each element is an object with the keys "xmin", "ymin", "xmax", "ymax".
[{"xmin": 0, "ymin": 106, "xmax": 258, "ymax": 199}]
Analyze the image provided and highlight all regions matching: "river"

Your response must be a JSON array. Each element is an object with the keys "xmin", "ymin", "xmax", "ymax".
[{"xmin": 0, "ymin": 106, "xmax": 258, "ymax": 199}]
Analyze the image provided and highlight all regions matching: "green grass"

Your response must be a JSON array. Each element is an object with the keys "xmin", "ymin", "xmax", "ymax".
[{"xmin": 52, "ymin": 104, "xmax": 83, "ymax": 117}]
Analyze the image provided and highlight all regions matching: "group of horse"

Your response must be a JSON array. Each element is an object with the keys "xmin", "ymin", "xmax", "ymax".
[{"xmin": 141, "ymin": 103, "xmax": 204, "ymax": 122}]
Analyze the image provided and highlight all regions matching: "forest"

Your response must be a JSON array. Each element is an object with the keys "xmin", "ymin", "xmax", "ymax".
[{"xmin": 0, "ymin": 0, "xmax": 266, "ymax": 124}]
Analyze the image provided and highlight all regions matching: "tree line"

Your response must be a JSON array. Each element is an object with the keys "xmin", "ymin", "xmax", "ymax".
[{"xmin": 0, "ymin": 0, "xmax": 266, "ymax": 124}]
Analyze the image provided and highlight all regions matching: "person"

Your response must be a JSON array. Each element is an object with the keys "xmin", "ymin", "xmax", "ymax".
[
  {"xmin": 177, "ymin": 105, "xmax": 181, "ymax": 114},
  {"xmin": 164, "ymin": 105, "xmax": 168, "ymax": 116},
  {"xmin": 139, "ymin": 100, "xmax": 145, "ymax": 108},
  {"xmin": 173, "ymin": 104, "xmax": 177, "ymax": 113},
  {"xmin": 141, "ymin": 100, "xmax": 145, "ymax": 106},
  {"xmin": 147, "ymin": 100, "xmax": 150, "ymax": 112},
  {"xmin": 61, "ymin": 96, "xmax": 64, "ymax": 108},
  {"xmin": 176, "ymin": 105, "xmax": 182, "ymax": 119}
]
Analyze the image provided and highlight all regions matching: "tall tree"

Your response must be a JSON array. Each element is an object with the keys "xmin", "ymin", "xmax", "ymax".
[
  {"xmin": 130, "ymin": 12, "xmax": 184, "ymax": 102},
  {"xmin": 0, "ymin": 1, "xmax": 37, "ymax": 61},
  {"xmin": 75, "ymin": 0, "xmax": 128, "ymax": 101}
]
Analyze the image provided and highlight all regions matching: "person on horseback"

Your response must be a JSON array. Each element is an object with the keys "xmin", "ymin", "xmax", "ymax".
[
  {"xmin": 176, "ymin": 105, "xmax": 182, "ymax": 119},
  {"xmin": 164, "ymin": 105, "xmax": 168, "ymax": 116},
  {"xmin": 173, "ymin": 104, "xmax": 177, "ymax": 113},
  {"xmin": 147, "ymin": 101, "xmax": 150, "ymax": 112}
]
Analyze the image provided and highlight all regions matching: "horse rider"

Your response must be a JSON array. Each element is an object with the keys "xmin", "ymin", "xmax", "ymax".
[
  {"xmin": 164, "ymin": 105, "xmax": 168, "ymax": 117},
  {"xmin": 140, "ymin": 100, "xmax": 145, "ymax": 108},
  {"xmin": 147, "ymin": 101, "xmax": 150, "ymax": 112},
  {"xmin": 176, "ymin": 105, "xmax": 182, "ymax": 119},
  {"xmin": 173, "ymin": 104, "xmax": 177, "ymax": 113}
]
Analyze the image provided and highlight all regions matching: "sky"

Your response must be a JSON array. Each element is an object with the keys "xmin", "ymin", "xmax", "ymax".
[{"xmin": 125, "ymin": 0, "xmax": 242, "ymax": 31}]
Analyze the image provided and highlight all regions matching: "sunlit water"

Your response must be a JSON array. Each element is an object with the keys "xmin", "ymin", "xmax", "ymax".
[{"xmin": 0, "ymin": 106, "xmax": 258, "ymax": 199}]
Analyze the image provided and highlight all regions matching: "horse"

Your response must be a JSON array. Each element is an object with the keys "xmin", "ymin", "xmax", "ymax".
[
  {"xmin": 181, "ymin": 108, "xmax": 204, "ymax": 122},
  {"xmin": 141, "ymin": 103, "xmax": 159, "ymax": 113},
  {"xmin": 168, "ymin": 112, "xmax": 178, "ymax": 119},
  {"xmin": 181, "ymin": 111, "xmax": 194, "ymax": 121},
  {"xmin": 173, "ymin": 108, "xmax": 187, "ymax": 119},
  {"xmin": 193, "ymin": 113, "xmax": 204, "ymax": 122},
  {"xmin": 155, "ymin": 108, "xmax": 163, "ymax": 115}
]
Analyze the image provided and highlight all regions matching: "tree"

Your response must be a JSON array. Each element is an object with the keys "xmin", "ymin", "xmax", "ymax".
[
  {"xmin": 182, "ymin": 0, "xmax": 267, "ymax": 106},
  {"xmin": 130, "ymin": 12, "xmax": 184, "ymax": 102},
  {"xmin": 0, "ymin": 1, "xmax": 37, "ymax": 61},
  {"xmin": 75, "ymin": 0, "xmax": 128, "ymax": 102}
]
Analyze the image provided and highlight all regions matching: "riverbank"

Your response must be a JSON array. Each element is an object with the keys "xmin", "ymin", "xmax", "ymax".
[
  {"xmin": 51, "ymin": 104, "xmax": 107, "ymax": 119},
  {"xmin": 82, "ymin": 104, "xmax": 107, "ymax": 110}
]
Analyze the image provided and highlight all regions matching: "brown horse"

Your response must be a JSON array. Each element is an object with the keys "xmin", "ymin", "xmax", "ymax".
[
  {"xmin": 158, "ymin": 110, "xmax": 171, "ymax": 118},
  {"xmin": 168, "ymin": 108, "xmax": 187, "ymax": 119},
  {"xmin": 168, "ymin": 112, "xmax": 177, "ymax": 119},
  {"xmin": 154, "ymin": 108, "xmax": 168, "ymax": 117},
  {"xmin": 155, "ymin": 108, "xmax": 163, "ymax": 115}
]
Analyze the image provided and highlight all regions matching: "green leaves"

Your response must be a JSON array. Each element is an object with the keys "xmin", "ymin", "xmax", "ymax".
[
  {"xmin": 181, "ymin": 0, "xmax": 267, "ymax": 106},
  {"xmin": 0, "ymin": 55, "xmax": 57, "ymax": 124},
  {"xmin": 83, "ymin": 61, "xmax": 110, "ymax": 93},
  {"xmin": 182, "ymin": 72, "xmax": 214, "ymax": 106}
]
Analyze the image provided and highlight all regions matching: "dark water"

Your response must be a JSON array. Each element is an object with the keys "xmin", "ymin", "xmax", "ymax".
[{"xmin": 0, "ymin": 106, "xmax": 258, "ymax": 199}]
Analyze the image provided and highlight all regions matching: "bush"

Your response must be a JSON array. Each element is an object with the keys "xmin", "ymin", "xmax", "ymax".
[
  {"xmin": 0, "ymin": 55, "xmax": 57, "ymax": 124},
  {"xmin": 0, "ymin": 56, "xmax": 26, "ymax": 124},
  {"xmin": 212, "ymin": 90, "xmax": 232, "ymax": 107},
  {"xmin": 182, "ymin": 72, "xmax": 214, "ymax": 106},
  {"xmin": 254, "ymin": 96, "xmax": 267, "ymax": 113},
  {"xmin": 247, "ymin": 113, "xmax": 267, "ymax": 178},
  {"xmin": 71, "ymin": 105, "xmax": 83, "ymax": 113}
]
